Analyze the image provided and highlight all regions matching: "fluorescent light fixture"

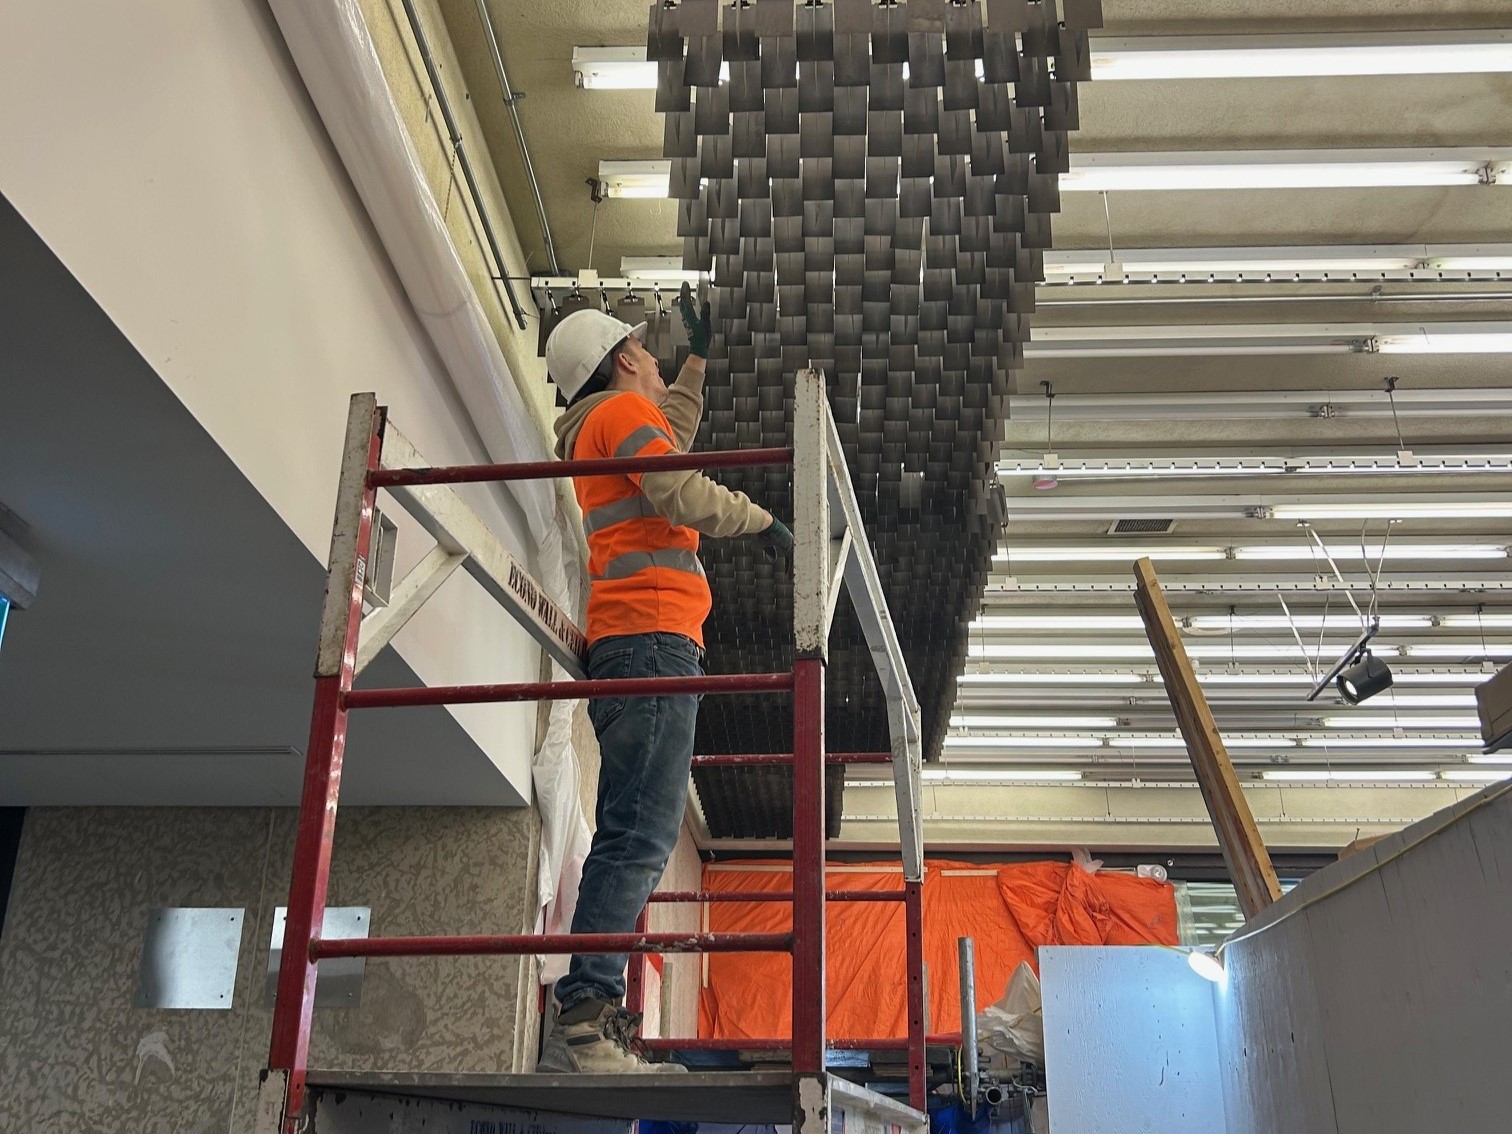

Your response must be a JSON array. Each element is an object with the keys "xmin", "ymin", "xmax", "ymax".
[
  {"xmin": 619, "ymin": 256, "xmax": 701, "ymax": 282},
  {"xmin": 1323, "ymin": 715, "xmax": 1480, "ymax": 729},
  {"xmin": 1195, "ymin": 672, "xmax": 1313, "ymax": 685},
  {"xmin": 572, "ymin": 46, "xmax": 657, "ymax": 89},
  {"xmin": 1404, "ymin": 643, "xmax": 1512, "ymax": 657},
  {"xmin": 1262, "ymin": 769, "xmax": 1436, "ymax": 781},
  {"xmin": 969, "ymin": 642, "xmax": 1397, "ymax": 661},
  {"xmin": 597, "ymin": 160, "xmax": 673, "ymax": 198},
  {"xmin": 1060, "ymin": 149, "xmax": 1509, "ymax": 193},
  {"xmin": 1040, "ymin": 244, "xmax": 1512, "ymax": 281},
  {"xmin": 1378, "ymin": 332, "xmax": 1512, "ymax": 354},
  {"xmin": 572, "ymin": 46, "xmax": 728, "ymax": 89},
  {"xmin": 958, "ymin": 672, "xmax": 1145, "ymax": 686},
  {"xmin": 1231, "ymin": 544, "xmax": 1507, "ymax": 562},
  {"xmin": 579, "ymin": 34, "xmax": 1512, "ymax": 90},
  {"xmin": 1393, "ymin": 672, "xmax": 1502, "ymax": 685},
  {"xmin": 1269, "ymin": 501, "xmax": 1512, "ymax": 520},
  {"xmin": 1439, "ymin": 613, "xmax": 1512, "ymax": 629},
  {"xmin": 994, "ymin": 546, "xmax": 1227, "ymax": 562},
  {"xmin": 1441, "ymin": 769, "xmax": 1512, "ymax": 782},
  {"xmin": 1300, "ymin": 736, "xmax": 1478, "ymax": 748},
  {"xmin": 1186, "ymin": 613, "xmax": 1433, "ymax": 631},
  {"xmin": 1370, "ymin": 694, "xmax": 1479, "ymax": 708},
  {"xmin": 950, "ymin": 714, "xmax": 1120, "ymax": 729},
  {"xmin": 1000, "ymin": 453, "xmax": 1512, "ymax": 479},
  {"xmin": 600, "ymin": 152, "xmax": 1512, "ymax": 201},
  {"xmin": 1090, "ymin": 33, "xmax": 1512, "ymax": 81},
  {"xmin": 971, "ymin": 615, "xmax": 1148, "ymax": 631},
  {"xmin": 1107, "ymin": 735, "xmax": 1291, "ymax": 750},
  {"xmin": 928, "ymin": 768, "xmax": 1083, "ymax": 783},
  {"xmin": 944, "ymin": 736, "xmax": 1093, "ymax": 749},
  {"xmin": 1468, "ymin": 754, "xmax": 1512, "ymax": 765},
  {"xmin": 971, "ymin": 643, "xmax": 1154, "ymax": 660}
]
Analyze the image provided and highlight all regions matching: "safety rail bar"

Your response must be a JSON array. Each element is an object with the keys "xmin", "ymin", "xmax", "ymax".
[
  {"xmin": 266, "ymin": 372, "xmax": 926, "ymax": 1133},
  {"xmin": 369, "ymin": 446, "xmax": 793, "ymax": 487},
  {"xmin": 691, "ymin": 750, "xmax": 893, "ymax": 766},
  {"xmin": 646, "ymin": 890, "xmax": 905, "ymax": 904},
  {"xmin": 640, "ymin": 1034, "xmax": 962, "ymax": 1053},
  {"xmin": 343, "ymin": 672, "xmax": 791, "ymax": 710},
  {"xmin": 309, "ymin": 931, "xmax": 794, "ymax": 960}
]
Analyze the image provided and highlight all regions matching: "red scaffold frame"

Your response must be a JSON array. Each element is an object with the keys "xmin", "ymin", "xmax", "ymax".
[{"xmin": 264, "ymin": 369, "xmax": 926, "ymax": 1131}]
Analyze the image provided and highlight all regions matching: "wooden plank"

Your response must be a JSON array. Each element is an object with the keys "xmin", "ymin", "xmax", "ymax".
[{"xmin": 1132, "ymin": 557, "xmax": 1281, "ymax": 918}]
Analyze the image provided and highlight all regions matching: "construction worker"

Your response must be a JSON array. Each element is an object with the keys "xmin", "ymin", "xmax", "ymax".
[{"xmin": 537, "ymin": 291, "xmax": 792, "ymax": 1073}]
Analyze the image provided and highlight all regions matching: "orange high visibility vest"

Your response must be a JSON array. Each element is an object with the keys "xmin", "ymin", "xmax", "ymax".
[{"xmin": 570, "ymin": 392, "xmax": 712, "ymax": 646}]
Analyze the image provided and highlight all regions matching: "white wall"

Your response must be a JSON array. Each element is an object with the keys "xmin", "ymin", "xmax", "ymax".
[
  {"xmin": 1041, "ymin": 946, "xmax": 1228, "ymax": 1134},
  {"xmin": 1213, "ymin": 783, "xmax": 1512, "ymax": 1134},
  {"xmin": 0, "ymin": 0, "xmax": 542, "ymax": 794}
]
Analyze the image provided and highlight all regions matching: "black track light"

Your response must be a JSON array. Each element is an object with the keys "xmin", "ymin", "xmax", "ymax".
[{"xmin": 1336, "ymin": 650, "xmax": 1394, "ymax": 704}]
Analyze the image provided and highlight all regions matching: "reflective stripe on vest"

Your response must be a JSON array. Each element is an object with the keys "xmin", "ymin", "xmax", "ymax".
[
  {"xmin": 582, "ymin": 493, "xmax": 654, "ymax": 536},
  {"xmin": 615, "ymin": 424, "xmax": 674, "ymax": 458},
  {"xmin": 592, "ymin": 547, "xmax": 706, "ymax": 581}
]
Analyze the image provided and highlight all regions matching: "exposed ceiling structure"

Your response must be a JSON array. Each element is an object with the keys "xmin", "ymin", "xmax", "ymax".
[{"xmin": 439, "ymin": 0, "xmax": 1512, "ymax": 850}]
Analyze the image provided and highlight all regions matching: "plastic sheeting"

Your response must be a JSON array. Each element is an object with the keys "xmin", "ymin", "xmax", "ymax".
[
  {"xmin": 697, "ymin": 859, "xmax": 1179, "ymax": 1041},
  {"xmin": 266, "ymin": 0, "xmax": 590, "ymax": 980}
]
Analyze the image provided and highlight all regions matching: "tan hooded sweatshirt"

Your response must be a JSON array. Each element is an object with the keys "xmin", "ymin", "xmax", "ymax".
[{"xmin": 553, "ymin": 356, "xmax": 771, "ymax": 539}]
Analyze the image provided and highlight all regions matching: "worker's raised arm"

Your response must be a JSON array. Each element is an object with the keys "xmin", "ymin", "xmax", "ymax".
[
  {"xmin": 659, "ymin": 355, "xmax": 705, "ymax": 451},
  {"xmin": 658, "ymin": 285, "xmax": 712, "ymax": 451}
]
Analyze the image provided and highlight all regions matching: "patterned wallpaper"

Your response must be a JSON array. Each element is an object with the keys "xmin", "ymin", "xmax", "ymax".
[{"xmin": 0, "ymin": 805, "xmax": 540, "ymax": 1131}]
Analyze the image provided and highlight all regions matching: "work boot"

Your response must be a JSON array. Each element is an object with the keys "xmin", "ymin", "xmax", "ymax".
[{"xmin": 535, "ymin": 998, "xmax": 687, "ymax": 1074}]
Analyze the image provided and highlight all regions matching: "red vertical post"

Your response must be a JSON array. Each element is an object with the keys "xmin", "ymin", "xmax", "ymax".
[
  {"xmin": 625, "ymin": 906, "xmax": 649, "ymax": 1016},
  {"xmin": 905, "ymin": 877, "xmax": 927, "ymax": 1111},
  {"xmin": 268, "ymin": 399, "xmax": 383, "ymax": 1127},
  {"xmin": 790, "ymin": 657, "xmax": 827, "ymax": 1074}
]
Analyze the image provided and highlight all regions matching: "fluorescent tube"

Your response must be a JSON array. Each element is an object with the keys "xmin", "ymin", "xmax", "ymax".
[
  {"xmin": 1377, "ymin": 333, "xmax": 1512, "ymax": 354},
  {"xmin": 1232, "ymin": 544, "xmax": 1507, "ymax": 562},
  {"xmin": 927, "ymin": 769, "xmax": 1082, "ymax": 782},
  {"xmin": 1404, "ymin": 643, "xmax": 1512, "ymax": 657},
  {"xmin": 1269, "ymin": 502, "xmax": 1512, "ymax": 519},
  {"xmin": 1300, "ymin": 736, "xmax": 1479, "ymax": 748},
  {"xmin": 944, "ymin": 736, "xmax": 1093, "ymax": 748},
  {"xmin": 1322, "ymin": 715, "xmax": 1481, "ymax": 729},
  {"xmin": 1262, "ymin": 769, "xmax": 1436, "ymax": 782},
  {"xmin": 1438, "ymin": 613, "xmax": 1512, "ymax": 629},
  {"xmin": 1185, "ymin": 613, "xmax": 1434, "ymax": 631},
  {"xmin": 1441, "ymin": 769, "xmax": 1512, "ymax": 782},
  {"xmin": 1059, "ymin": 150, "xmax": 1503, "ymax": 193},
  {"xmin": 1090, "ymin": 34, "xmax": 1512, "ymax": 81},
  {"xmin": 994, "ymin": 546, "xmax": 1227, "ymax": 562},
  {"xmin": 971, "ymin": 615, "xmax": 1149, "ymax": 630},
  {"xmin": 957, "ymin": 672, "xmax": 1145, "ymax": 685},
  {"xmin": 950, "ymin": 714, "xmax": 1120, "ymax": 729}
]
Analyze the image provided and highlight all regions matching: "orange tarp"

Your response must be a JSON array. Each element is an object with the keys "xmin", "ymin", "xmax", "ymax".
[{"xmin": 698, "ymin": 859, "xmax": 1178, "ymax": 1041}]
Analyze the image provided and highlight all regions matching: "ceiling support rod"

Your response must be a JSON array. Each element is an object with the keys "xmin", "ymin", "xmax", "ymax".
[
  {"xmin": 398, "ymin": 0, "xmax": 530, "ymax": 328},
  {"xmin": 473, "ymin": 0, "xmax": 561, "ymax": 275}
]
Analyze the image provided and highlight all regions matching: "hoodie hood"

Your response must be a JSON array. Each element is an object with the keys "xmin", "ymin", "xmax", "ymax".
[{"xmin": 553, "ymin": 390, "xmax": 622, "ymax": 459}]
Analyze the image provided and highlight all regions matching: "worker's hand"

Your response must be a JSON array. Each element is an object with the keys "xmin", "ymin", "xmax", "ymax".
[
  {"xmin": 761, "ymin": 516, "xmax": 794, "ymax": 561},
  {"xmin": 677, "ymin": 282, "xmax": 712, "ymax": 359}
]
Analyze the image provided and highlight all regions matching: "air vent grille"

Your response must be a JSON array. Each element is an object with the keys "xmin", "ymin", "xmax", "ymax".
[{"xmin": 1108, "ymin": 519, "xmax": 1178, "ymax": 535}]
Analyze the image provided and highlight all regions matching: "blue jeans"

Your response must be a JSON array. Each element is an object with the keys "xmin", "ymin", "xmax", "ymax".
[{"xmin": 555, "ymin": 631, "xmax": 704, "ymax": 1010}]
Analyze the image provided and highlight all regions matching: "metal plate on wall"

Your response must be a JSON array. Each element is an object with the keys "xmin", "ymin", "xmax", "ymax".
[
  {"xmin": 265, "ymin": 905, "xmax": 369, "ymax": 1009},
  {"xmin": 135, "ymin": 906, "xmax": 245, "ymax": 1009}
]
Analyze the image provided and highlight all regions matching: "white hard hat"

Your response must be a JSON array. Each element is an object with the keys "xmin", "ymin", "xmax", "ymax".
[{"xmin": 545, "ymin": 308, "xmax": 648, "ymax": 402}]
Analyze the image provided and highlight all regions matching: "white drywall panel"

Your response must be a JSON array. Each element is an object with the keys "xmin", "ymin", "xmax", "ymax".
[
  {"xmin": 1041, "ymin": 945, "xmax": 1228, "ymax": 1134},
  {"xmin": 0, "ymin": 0, "xmax": 541, "ymax": 794},
  {"xmin": 1216, "ymin": 783, "xmax": 1512, "ymax": 1134}
]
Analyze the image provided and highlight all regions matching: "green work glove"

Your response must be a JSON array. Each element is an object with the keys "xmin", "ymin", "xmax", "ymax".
[
  {"xmin": 678, "ymin": 282, "xmax": 712, "ymax": 358},
  {"xmin": 761, "ymin": 516, "xmax": 794, "ymax": 560}
]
